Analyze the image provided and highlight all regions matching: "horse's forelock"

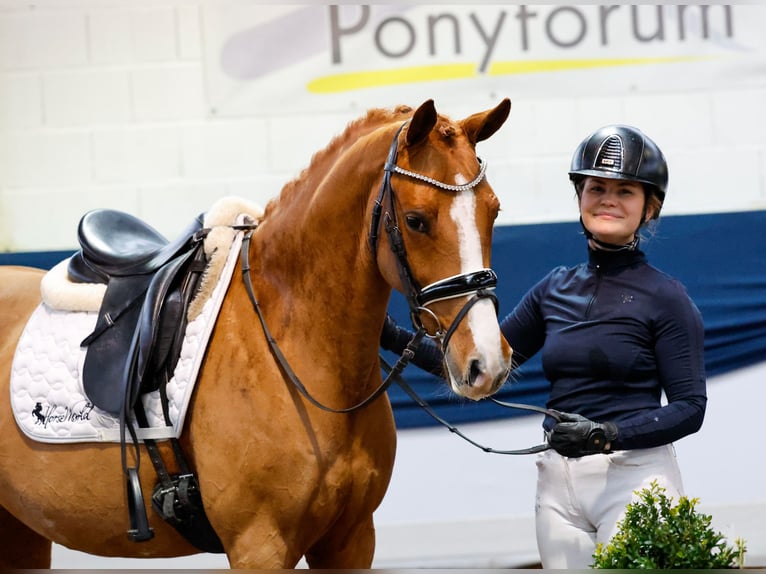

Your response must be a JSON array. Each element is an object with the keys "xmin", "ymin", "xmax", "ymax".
[{"xmin": 438, "ymin": 123, "xmax": 457, "ymax": 140}]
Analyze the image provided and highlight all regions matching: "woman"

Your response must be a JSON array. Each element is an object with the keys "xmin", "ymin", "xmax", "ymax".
[{"xmin": 381, "ymin": 124, "xmax": 707, "ymax": 568}]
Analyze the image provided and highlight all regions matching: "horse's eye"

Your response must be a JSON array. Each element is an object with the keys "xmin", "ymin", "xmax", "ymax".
[{"xmin": 405, "ymin": 214, "xmax": 428, "ymax": 234}]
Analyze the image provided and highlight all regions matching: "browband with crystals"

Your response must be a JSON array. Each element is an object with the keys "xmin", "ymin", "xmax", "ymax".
[{"xmin": 390, "ymin": 157, "xmax": 487, "ymax": 192}]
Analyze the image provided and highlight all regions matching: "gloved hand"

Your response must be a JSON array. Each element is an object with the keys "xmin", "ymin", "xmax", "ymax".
[
  {"xmin": 380, "ymin": 313, "xmax": 403, "ymax": 351},
  {"xmin": 380, "ymin": 313, "xmax": 445, "ymax": 376},
  {"xmin": 547, "ymin": 411, "xmax": 618, "ymax": 457}
]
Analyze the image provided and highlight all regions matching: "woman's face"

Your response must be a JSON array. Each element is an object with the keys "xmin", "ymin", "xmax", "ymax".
[{"xmin": 579, "ymin": 176, "xmax": 653, "ymax": 245}]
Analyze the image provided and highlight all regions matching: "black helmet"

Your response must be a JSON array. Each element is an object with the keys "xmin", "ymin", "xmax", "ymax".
[{"xmin": 569, "ymin": 124, "xmax": 668, "ymax": 201}]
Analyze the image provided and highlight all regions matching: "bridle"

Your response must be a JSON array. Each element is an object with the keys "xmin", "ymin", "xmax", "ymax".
[
  {"xmin": 240, "ymin": 121, "xmax": 555, "ymax": 454},
  {"xmin": 370, "ymin": 123, "xmax": 559, "ymax": 454},
  {"xmin": 368, "ymin": 121, "xmax": 499, "ymax": 350}
]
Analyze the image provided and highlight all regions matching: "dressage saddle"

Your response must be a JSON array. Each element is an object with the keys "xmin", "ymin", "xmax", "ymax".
[
  {"xmin": 68, "ymin": 208, "xmax": 224, "ymax": 551},
  {"xmin": 70, "ymin": 208, "xmax": 209, "ymax": 416}
]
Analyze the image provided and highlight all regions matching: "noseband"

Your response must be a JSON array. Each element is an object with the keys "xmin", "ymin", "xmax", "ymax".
[{"xmin": 369, "ymin": 122, "xmax": 499, "ymax": 349}]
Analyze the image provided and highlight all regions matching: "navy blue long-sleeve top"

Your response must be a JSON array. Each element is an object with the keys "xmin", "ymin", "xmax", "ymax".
[{"xmin": 382, "ymin": 247, "xmax": 707, "ymax": 450}]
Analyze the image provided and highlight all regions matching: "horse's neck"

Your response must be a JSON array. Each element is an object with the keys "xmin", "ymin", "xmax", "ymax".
[
  {"xmin": 241, "ymin": 121, "xmax": 398, "ymax": 387},
  {"xmin": 258, "ymin": 127, "xmax": 390, "ymax": 311},
  {"xmin": 247, "ymin": 193, "xmax": 389, "ymax": 383},
  {"xmin": 254, "ymin": 223, "xmax": 386, "ymax": 322}
]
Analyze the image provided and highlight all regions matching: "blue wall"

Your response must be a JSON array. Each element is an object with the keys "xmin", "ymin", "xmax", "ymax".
[{"xmin": 4, "ymin": 210, "xmax": 766, "ymax": 429}]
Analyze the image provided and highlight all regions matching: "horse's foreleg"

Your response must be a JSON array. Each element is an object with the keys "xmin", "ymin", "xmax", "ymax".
[
  {"xmin": 224, "ymin": 521, "xmax": 304, "ymax": 569},
  {"xmin": 0, "ymin": 506, "xmax": 52, "ymax": 568},
  {"xmin": 304, "ymin": 514, "xmax": 376, "ymax": 569}
]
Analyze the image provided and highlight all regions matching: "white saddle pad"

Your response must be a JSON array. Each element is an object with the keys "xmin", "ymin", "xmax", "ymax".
[{"xmin": 10, "ymin": 225, "xmax": 246, "ymax": 444}]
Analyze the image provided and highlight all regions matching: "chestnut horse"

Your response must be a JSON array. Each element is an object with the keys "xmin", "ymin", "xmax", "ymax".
[{"xmin": 0, "ymin": 99, "xmax": 513, "ymax": 569}]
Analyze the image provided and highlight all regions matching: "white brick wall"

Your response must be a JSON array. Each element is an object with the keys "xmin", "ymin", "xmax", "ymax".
[
  {"xmin": 0, "ymin": 130, "xmax": 92, "ymax": 187},
  {"xmin": 0, "ymin": 4, "xmax": 764, "ymax": 252},
  {"xmin": 0, "ymin": 4, "xmax": 226, "ymax": 251},
  {"xmin": 0, "ymin": 72, "xmax": 43, "ymax": 129},
  {"xmin": 44, "ymin": 69, "xmax": 132, "ymax": 126},
  {"xmin": 0, "ymin": 11, "xmax": 88, "ymax": 70},
  {"xmin": 92, "ymin": 126, "xmax": 181, "ymax": 182}
]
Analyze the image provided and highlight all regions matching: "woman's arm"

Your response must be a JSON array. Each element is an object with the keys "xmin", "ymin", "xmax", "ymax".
[
  {"xmin": 609, "ymin": 282, "xmax": 707, "ymax": 450},
  {"xmin": 498, "ymin": 272, "xmax": 551, "ymax": 368}
]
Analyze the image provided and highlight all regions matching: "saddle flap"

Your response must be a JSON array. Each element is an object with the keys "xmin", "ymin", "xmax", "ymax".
[
  {"xmin": 82, "ymin": 275, "xmax": 150, "ymax": 415},
  {"xmin": 81, "ymin": 243, "xmax": 207, "ymax": 416},
  {"xmin": 130, "ymin": 247, "xmax": 204, "ymax": 404}
]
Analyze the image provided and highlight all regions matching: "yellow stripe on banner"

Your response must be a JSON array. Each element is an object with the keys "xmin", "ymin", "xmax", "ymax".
[
  {"xmin": 489, "ymin": 55, "xmax": 710, "ymax": 75},
  {"xmin": 307, "ymin": 63, "xmax": 477, "ymax": 93},
  {"xmin": 307, "ymin": 56, "xmax": 713, "ymax": 94}
]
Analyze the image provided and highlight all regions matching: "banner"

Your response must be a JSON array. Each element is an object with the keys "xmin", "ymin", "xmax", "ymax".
[{"xmin": 203, "ymin": 4, "xmax": 766, "ymax": 116}]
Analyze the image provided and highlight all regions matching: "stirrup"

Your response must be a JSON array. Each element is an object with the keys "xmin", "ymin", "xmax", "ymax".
[{"xmin": 126, "ymin": 467, "xmax": 155, "ymax": 542}]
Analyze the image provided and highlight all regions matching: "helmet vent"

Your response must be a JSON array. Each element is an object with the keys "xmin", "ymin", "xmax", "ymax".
[{"xmin": 595, "ymin": 136, "xmax": 623, "ymax": 170}]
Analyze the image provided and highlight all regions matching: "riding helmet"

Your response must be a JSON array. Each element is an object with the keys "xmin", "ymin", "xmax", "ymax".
[{"xmin": 568, "ymin": 124, "xmax": 668, "ymax": 201}]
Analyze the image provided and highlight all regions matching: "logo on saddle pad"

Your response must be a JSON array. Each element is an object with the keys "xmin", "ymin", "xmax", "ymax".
[{"xmin": 32, "ymin": 400, "xmax": 95, "ymax": 429}]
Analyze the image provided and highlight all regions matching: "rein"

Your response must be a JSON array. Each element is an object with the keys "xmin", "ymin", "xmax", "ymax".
[
  {"xmin": 239, "ymin": 227, "xmax": 424, "ymax": 414},
  {"xmin": 381, "ymin": 357, "xmax": 558, "ymax": 455}
]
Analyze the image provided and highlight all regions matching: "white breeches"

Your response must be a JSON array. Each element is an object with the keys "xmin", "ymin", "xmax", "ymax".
[{"xmin": 534, "ymin": 444, "xmax": 684, "ymax": 569}]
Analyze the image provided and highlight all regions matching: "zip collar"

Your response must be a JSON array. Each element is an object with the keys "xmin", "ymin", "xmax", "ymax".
[{"xmin": 587, "ymin": 246, "xmax": 646, "ymax": 272}]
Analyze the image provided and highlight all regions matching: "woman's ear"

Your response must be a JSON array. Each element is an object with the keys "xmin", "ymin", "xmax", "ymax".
[
  {"xmin": 643, "ymin": 189, "xmax": 660, "ymax": 222},
  {"xmin": 644, "ymin": 201, "xmax": 658, "ymax": 222}
]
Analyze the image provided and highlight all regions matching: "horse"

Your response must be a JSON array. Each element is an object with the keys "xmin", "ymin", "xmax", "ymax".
[{"xmin": 0, "ymin": 98, "xmax": 513, "ymax": 569}]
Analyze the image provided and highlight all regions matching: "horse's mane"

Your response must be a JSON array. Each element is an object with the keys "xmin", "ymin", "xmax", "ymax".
[{"xmin": 262, "ymin": 105, "xmax": 415, "ymax": 219}]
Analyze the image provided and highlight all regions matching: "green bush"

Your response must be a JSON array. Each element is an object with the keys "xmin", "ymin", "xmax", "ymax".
[{"xmin": 592, "ymin": 480, "xmax": 746, "ymax": 569}]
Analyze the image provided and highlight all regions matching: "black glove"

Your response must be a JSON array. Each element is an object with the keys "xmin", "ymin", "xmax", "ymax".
[
  {"xmin": 547, "ymin": 411, "xmax": 618, "ymax": 458},
  {"xmin": 380, "ymin": 313, "xmax": 407, "ymax": 352}
]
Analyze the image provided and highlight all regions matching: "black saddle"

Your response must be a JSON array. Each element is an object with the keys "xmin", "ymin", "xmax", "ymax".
[
  {"xmin": 70, "ymin": 209, "xmax": 209, "ymax": 416},
  {"xmin": 69, "ymin": 208, "xmax": 223, "ymax": 551},
  {"xmin": 69, "ymin": 209, "xmax": 205, "ymax": 283}
]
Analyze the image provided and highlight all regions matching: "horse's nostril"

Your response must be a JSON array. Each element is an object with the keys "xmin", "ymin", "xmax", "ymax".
[{"xmin": 468, "ymin": 359, "xmax": 482, "ymax": 386}]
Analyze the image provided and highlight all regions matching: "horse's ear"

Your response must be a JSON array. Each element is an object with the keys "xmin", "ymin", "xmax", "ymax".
[
  {"xmin": 405, "ymin": 99, "xmax": 438, "ymax": 146},
  {"xmin": 461, "ymin": 98, "xmax": 511, "ymax": 145}
]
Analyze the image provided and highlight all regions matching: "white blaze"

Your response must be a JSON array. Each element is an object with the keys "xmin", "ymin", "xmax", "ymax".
[{"xmin": 449, "ymin": 180, "xmax": 505, "ymax": 378}]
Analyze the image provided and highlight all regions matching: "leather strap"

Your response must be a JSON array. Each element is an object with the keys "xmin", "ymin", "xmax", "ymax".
[
  {"xmin": 241, "ymin": 229, "xmax": 424, "ymax": 414},
  {"xmin": 382, "ymin": 357, "xmax": 560, "ymax": 455}
]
